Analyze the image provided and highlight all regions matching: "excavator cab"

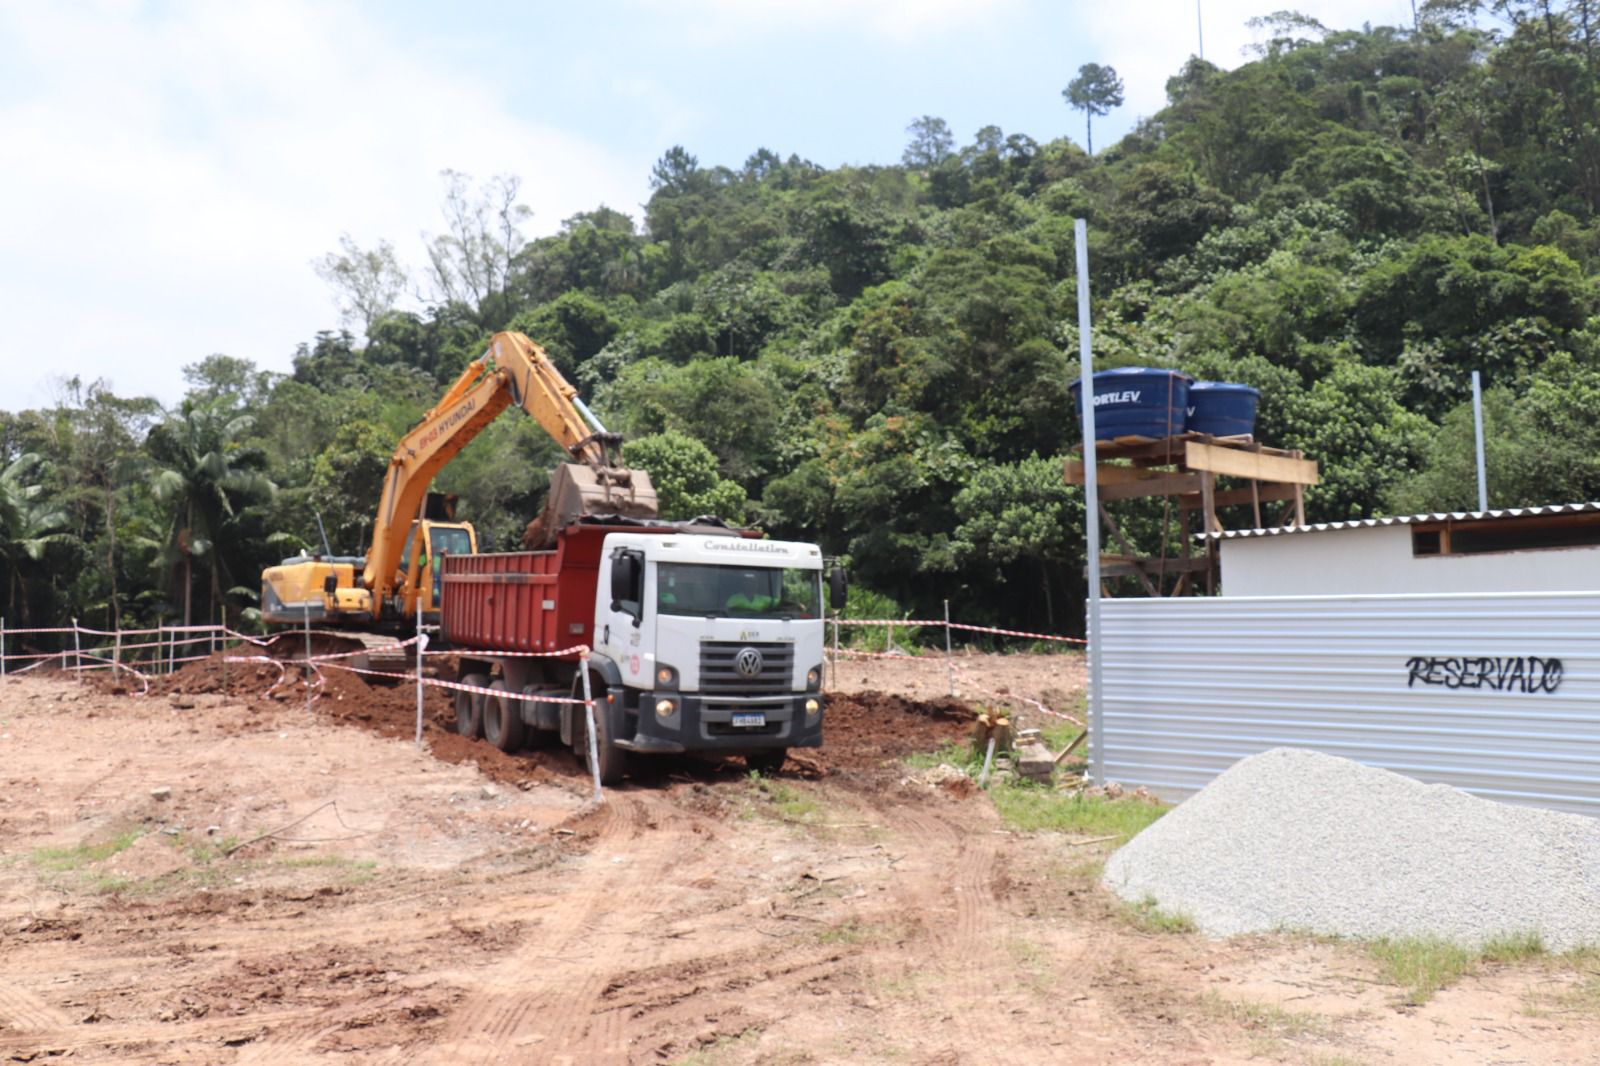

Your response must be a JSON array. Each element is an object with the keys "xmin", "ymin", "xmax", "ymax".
[{"xmin": 397, "ymin": 515, "xmax": 477, "ymax": 619}]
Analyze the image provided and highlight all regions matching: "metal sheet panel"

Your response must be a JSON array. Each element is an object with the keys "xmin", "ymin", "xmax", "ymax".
[{"xmin": 1100, "ymin": 592, "xmax": 1600, "ymax": 816}]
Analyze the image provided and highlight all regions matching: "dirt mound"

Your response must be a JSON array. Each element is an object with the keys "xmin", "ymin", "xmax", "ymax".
[
  {"xmin": 105, "ymin": 649, "xmax": 977, "ymax": 787},
  {"xmin": 819, "ymin": 690, "xmax": 975, "ymax": 771}
]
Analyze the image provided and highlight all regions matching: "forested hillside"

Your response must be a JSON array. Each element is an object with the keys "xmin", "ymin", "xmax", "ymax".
[{"xmin": 5, "ymin": 6, "xmax": 1600, "ymax": 638}]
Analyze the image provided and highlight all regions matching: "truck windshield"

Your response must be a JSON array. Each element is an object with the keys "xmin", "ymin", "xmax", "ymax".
[{"xmin": 657, "ymin": 563, "xmax": 821, "ymax": 619}]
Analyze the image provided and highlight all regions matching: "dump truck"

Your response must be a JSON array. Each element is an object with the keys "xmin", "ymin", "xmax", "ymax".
[{"xmin": 441, "ymin": 518, "xmax": 841, "ymax": 783}]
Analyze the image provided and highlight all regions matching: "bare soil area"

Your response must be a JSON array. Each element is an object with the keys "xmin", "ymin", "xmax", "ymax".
[{"xmin": 3, "ymin": 658, "xmax": 1598, "ymax": 1064}]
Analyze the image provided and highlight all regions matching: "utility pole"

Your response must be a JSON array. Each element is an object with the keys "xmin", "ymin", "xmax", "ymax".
[
  {"xmin": 1197, "ymin": 0, "xmax": 1205, "ymax": 59},
  {"xmin": 1472, "ymin": 370, "xmax": 1489, "ymax": 512}
]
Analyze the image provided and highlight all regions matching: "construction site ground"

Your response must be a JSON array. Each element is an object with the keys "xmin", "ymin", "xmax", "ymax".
[{"xmin": 3, "ymin": 651, "xmax": 1598, "ymax": 1065}]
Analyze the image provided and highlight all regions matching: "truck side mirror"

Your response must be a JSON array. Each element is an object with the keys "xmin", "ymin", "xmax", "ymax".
[
  {"xmin": 610, "ymin": 553, "xmax": 641, "ymax": 613},
  {"xmin": 828, "ymin": 566, "xmax": 848, "ymax": 611}
]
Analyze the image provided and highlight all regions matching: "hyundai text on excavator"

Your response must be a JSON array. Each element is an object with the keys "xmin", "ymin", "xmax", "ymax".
[{"xmin": 259, "ymin": 331, "xmax": 659, "ymax": 645}]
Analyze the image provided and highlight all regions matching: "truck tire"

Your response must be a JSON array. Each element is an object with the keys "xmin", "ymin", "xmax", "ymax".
[
  {"xmin": 745, "ymin": 748, "xmax": 788, "ymax": 775},
  {"xmin": 456, "ymin": 672, "xmax": 488, "ymax": 739},
  {"xmin": 483, "ymin": 679, "xmax": 525, "ymax": 752},
  {"xmin": 574, "ymin": 673, "xmax": 628, "ymax": 786}
]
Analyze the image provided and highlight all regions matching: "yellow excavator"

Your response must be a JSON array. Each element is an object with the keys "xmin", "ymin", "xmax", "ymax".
[{"xmin": 260, "ymin": 331, "xmax": 658, "ymax": 648}]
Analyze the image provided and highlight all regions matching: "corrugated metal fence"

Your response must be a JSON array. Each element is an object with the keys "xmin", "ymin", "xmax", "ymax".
[{"xmin": 1100, "ymin": 592, "xmax": 1600, "ymax": 817}]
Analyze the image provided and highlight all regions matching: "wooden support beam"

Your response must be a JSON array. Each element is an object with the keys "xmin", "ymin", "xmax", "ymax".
[
  {"xmin": 1064, "ymin": 459, "xmax": 1194, "ymax": 488},
  {"xmin": 1177, "ymin": 483, "xmax": 1298, "ymax": 510},
  {"xmin": 1098, "ymin": 504, "xmax": 1161, "ymax": 596},
  {"xmin": 1185, "ymin": 441, "xmax": 1320, "ymax": 485},
  {"xmin": 1098, "ymin": 473, "xmax": 1203, "ymax": 501}
]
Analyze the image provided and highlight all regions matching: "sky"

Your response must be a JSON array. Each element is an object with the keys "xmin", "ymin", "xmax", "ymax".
[{"xmin": 0, "ymin": 0, "xmax": 1421, "ymax": 410}]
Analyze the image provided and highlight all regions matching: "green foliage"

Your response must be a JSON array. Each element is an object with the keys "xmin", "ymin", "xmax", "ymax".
[{"xmin": 621, "ymin": 431, "xmax": 747, "ymax": 522}]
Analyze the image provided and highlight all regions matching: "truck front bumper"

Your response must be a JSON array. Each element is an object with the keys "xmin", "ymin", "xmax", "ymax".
[{"xmin": 613, "ymin": 692, "xmax": 824, "ymax": 754}]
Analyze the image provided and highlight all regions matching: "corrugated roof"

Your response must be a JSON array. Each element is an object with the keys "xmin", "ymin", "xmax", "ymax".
[{"xmin": 1203, "ymin": 501, "xmax": 1600, "ymax": 540}]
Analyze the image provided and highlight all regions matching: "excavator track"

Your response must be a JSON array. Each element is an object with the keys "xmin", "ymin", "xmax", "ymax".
[{"xmin": 263, "ymin": 629, "xmax": 412, "ymax": 678}]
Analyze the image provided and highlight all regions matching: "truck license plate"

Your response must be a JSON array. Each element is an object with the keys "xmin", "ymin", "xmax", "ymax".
[{"xmin": 731, "ymin": 712, "xmax": 766, "ymax": 728}]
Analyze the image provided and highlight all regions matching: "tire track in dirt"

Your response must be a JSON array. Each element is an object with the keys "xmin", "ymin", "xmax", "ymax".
[
  {"xmin": 872, "ymin": 803, "xmax": 1021, "ymax": 1064},
  {"xmin": 0, "ymin": 980, "xmax": 73, "ymax": 1033},
  {"xmin": 424, "ymin": 791, "xmax": 661, "ymax": 1065},
  {"xmin": 0, "ymin": 1008, "xmax": 323, "ymax": 1059}
]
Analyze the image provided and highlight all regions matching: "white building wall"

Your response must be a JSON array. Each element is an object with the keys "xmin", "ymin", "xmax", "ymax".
[{"xmin": 1220, "ymin": 525, "xmax": 1600, "ymax": 596}]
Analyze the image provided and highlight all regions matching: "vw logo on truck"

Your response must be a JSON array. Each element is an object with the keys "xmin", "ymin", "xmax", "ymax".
[{"xmin": 735, "ymin": 647, "xmax": 764, "ymax": 678}]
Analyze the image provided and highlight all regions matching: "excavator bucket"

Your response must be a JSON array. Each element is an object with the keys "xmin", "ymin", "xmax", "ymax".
[{"xmin": 523, "ymin": 463, "xmax": 659, "ymax": 548}]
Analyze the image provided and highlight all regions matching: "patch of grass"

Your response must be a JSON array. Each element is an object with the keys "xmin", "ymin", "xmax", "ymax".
[
  {"xmin": 273, "ymin": 855, "xmax": 376, "ymax": 870},
  {"xmin": 1039, "ymin": 720, "xmax": 1083, "ymax": 752},
  {"xmin": 273, "ymin": 854, "xmax": 379, "ymax": 884},
  {"xmin": 987, "ymin": 780, "xmax": 1166, "ymax": 843},
  {"xmin": 184, "ymin": 835, "xmax": 241, "ymax": 863},
  {"xmin": 1480, "ymin": 931, "xmax": 1546, "ymax": 962},
  {"xmin": 1199, "ymin": 991, "xmax": 1336, "ymax": 1040},
  {"xmin": 33, "ymin": 829, "xmax": 143, "ymax": 872},
  {"xmin": 674, "ymin": 1026, "xmax": 763, "ymax": 1065},
  {"xmin": 747, "ymin": 772, "xmax": 824, "ymax": 825},
  {"xmin": 817, "ymin": 919, "xmax": 871, "ymax": 946},
  {"xmin": 1368, "ymin": 936, "xmax": 1477, "ymax": 1004},
  {"xmin": 902, "ymin": 740, "xmax": 979, "ymax": 773},
  {"xmin": 1005, "ymin": 936, "xmax": 1058, "ymax": 995},
  {"xmin": 1120, "ymin": 894, "xmax": 1196, "ymax": 934}
]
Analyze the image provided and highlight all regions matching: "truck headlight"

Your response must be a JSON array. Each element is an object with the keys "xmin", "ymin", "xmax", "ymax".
[
  {"xmin": 656, "ymin": 663, "xmax": 678, "ymax": 688},
  {"xmin": 655, "ymin": 698, "xmax": 676, "ymax": 718},
  {"xmin": 806, "ymin": 665, "xmax": 822, "ymax": 692},
  {"xmin": 805, "ymin": 698, "xmax": 821, "ymax": 716}
]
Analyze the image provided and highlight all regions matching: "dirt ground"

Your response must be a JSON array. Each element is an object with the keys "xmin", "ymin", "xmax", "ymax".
[{"xmin": 3, "ymin": 654, "xmax": 1599, "ymax": 1065}]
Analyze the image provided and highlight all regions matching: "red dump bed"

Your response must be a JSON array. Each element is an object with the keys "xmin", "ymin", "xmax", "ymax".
[{"xmin": 440, "ymin": 524, "xmax": 668, "ymax": 657}]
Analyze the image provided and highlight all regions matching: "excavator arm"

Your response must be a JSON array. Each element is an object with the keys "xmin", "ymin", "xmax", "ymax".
[{"xmin": 361, "ymin": 331, "xmax": 657, "ymax": 619}]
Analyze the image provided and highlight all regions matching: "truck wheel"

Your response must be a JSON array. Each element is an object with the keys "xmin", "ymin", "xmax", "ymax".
[
  {"xmin": 745, "ymin": 748, "xmax": 788, "ymax": 775},
  {"xmin": 483, "ymin": 679, "xmax": 525, "ymax": 752},
  {"xmin": 456, "ymin": 672, "xmax": 488, "ymax": 739},
  {"xmin": 574, "ymin": 674, "xmax": 628, "ymax": 786}
]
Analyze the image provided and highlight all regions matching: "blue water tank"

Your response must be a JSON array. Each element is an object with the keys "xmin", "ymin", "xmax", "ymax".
[
  {"xmin": 1186, "ymin": 381, "xmax": 1260, "ymax": 438},
  {"xmin": 1070, "ymin": 368, "xmax": 1192, "ymax": 442}
]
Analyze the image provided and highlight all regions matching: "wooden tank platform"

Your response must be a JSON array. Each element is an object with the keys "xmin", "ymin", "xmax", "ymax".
[{"xmin": 1063, "ymin": 432, "xmax": 1319, "ymax": 596}]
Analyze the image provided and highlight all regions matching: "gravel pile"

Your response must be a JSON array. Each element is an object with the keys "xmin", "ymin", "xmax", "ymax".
[{"xmin": 1103, "ymin": 747, "xmax": 1600, "ymax": 950}]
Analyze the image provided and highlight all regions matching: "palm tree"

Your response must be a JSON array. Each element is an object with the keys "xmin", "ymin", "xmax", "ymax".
[
  {"xmin": 145, "ymin": 401, "xmax": 275, "ymax": 628},
  {"xmin": 0, "ymin": 454, "xmax": 75, "ymax": 625}
]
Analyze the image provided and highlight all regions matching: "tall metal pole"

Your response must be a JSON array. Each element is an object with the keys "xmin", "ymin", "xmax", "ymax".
[
  {"xmin": 1075, "ymin": 219, "xmax": 1106, "ymax": 786},
  {"xmin": 943, "ymin": 599, "xmax": 954, "ymax": 698},
  {"xmin": 1472, "ymin": 370, "xmax": 1489, "ymax": 513},
  {"xmin": 579, "ymin": 661, "xmax": 604, "ymax": 804},
  {"xmin": 1197, "ymin": 0, "xmax": 1205, "ymax": 59},
  {"xmin": 303, "ymin": 605, "xmax": 314, "ymax": 715}
]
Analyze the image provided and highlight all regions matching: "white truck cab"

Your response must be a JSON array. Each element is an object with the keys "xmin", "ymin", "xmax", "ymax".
[{"xmin": 592, "ymin": 532, "xmax": 828, "ymax": 772}]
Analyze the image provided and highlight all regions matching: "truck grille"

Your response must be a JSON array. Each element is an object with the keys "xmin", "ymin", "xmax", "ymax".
[{"xmin": 699, "ymin": 641, "xmax": 793, "ymax": 694}]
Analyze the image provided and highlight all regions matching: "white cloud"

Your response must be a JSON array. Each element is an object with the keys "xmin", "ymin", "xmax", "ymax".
[
  {"xmin": 643, "ymin": 0, "xmax": 1024, "ymax": 42},
  {"xmin": 0, "ymin": 0, "xmax": 648, "ymax": 408},
  {"xmin": 1082, "ymin": 0, "xmax": 1419, "ymax": 126}
]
